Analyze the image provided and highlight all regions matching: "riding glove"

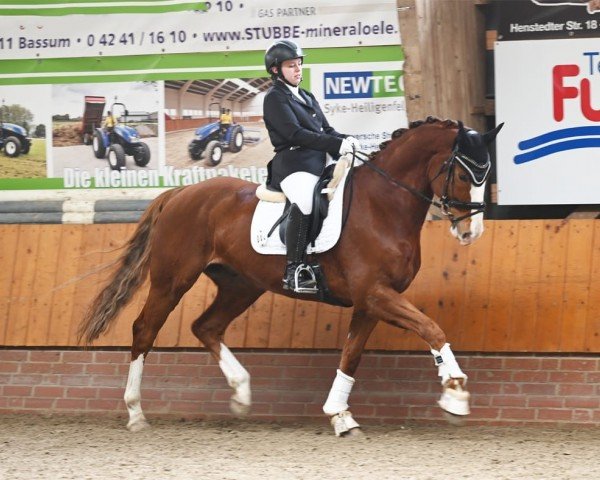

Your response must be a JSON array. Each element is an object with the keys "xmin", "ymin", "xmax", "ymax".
[
  {"xmin": 346, "ymin": 136, "xmax": 361, "ymax": 151},
  {"xmin": 339, "ymin": 138, "xmax": 359, "ymax": 156}
]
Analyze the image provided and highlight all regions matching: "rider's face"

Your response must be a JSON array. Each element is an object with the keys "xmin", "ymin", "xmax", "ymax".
[{"xmin": 277, "ymin": 58, "xmax": 303, "ymax": 86}]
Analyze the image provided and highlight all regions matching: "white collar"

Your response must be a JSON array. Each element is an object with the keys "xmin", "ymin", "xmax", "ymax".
[{"xmin": 285, "ymin": 83, "xmax": 305, "ymax": 103}]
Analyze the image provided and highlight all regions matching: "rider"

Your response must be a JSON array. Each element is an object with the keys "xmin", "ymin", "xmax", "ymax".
[
  {"xmin": 103, "ymin": 110, "xmax": 118, "ymax": 144},
  {"xmin": 263, "ymin": 40, "xmax": 361, "ymax": 293},
  {"xmin": 219, "ymin": 108, "xmax": 232, "ymax": 136}
]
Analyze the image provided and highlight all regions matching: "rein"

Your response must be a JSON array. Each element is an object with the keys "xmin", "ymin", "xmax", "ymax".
[{"xmin": 348, "ymin": 147, "xmax": 487, "ymax": 227}]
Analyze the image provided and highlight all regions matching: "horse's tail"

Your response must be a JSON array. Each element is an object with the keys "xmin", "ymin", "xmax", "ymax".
[{"xmin": 78, "ymin": 187, "xmax": 184, "ymax": 345}]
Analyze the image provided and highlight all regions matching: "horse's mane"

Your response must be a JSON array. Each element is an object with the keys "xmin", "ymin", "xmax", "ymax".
[{"xmin": 368, "ymin": 116, "xmax": 458, "ymax": 161}]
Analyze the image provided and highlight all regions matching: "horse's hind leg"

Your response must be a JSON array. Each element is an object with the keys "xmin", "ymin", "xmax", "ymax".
[
  {"xmin": 367, "ymin": 284, "xmax": 470, "ymax": 419},
  {"xmin": 125, "ymin": 271, "xmax": 202, "ymax": 432},
  {"xmin": 191, "ymin": 265, "xmax": 264, "ymax": 416}
]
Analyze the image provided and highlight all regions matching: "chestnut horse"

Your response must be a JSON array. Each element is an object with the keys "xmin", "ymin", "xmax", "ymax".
[{"xmin": 79, "ymin": 117, "xmax": 502, "ymax": 436}]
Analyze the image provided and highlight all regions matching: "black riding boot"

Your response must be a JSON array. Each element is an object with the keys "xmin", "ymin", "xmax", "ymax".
[{"xmin": 283, "ymin": 204, "xmax": 318, "ymax": 294}]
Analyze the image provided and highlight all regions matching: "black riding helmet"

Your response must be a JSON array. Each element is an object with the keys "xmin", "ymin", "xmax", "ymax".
[{"xmin": 264, "ymin": 40, "xmax": 305, "ymax": 84}]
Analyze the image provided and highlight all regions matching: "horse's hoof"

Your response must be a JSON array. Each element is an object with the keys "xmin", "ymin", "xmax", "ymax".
[
  {"xmin": 230, "ymin": 398, "xmax": 251, "ymax": 417},
  {"xmin": 330, "ymin": 411, "xmax": 360, "ymax": 437},
  {"xmin": 340, "ymin": 427, "xmax": 364, "ymax": 438},
  {"xmin": 127, "ymin": 418, "xmax": 150, "ymax": 432},
  {"xmin": 438, "ymin": 385, "xmax": 471, "ymax": 416},
  {"xmin": 443, "ymin": 411, "xmax": 468, "ymax": 426}
]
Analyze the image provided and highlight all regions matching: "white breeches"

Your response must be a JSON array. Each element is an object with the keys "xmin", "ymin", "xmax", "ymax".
[{"xmin": 280, "ymin": 171, "xmax": 320, "ymax": 215}]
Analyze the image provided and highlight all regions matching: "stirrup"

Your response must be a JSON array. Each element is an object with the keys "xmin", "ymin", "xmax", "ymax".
[{"xmin": 286, "ymin": 264, "xmax": 319, "ymax": 294}]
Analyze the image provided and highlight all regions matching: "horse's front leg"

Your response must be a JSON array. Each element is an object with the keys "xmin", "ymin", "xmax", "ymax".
[
  {"xmin": 323, "ymin": 310, "xmax": 378, "ymax": 437},
  {"xmin": 367, "ymin": 284, "xmax": 470, "ymax": 418}
]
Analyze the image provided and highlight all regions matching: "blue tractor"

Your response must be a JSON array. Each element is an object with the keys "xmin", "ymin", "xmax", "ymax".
[
  {"xmin": 92, "ymin": 102, "xmax": 150, "ymax": 170},
  {"xmin": 188, "ymin": 103, "xmax": 244, "ymax": 166},
  {"xmin": 0, "ymin": 105, "xmax": 32, "ymax": 158},
  {"xmin": 1, "ymin": 122, "xmax": 31, "ymax": 157}
]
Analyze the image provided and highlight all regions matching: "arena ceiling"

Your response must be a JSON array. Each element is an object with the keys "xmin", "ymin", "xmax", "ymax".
[{"xmin": 164, "ymin": 78, "xmax": 271, "ymax": 104}]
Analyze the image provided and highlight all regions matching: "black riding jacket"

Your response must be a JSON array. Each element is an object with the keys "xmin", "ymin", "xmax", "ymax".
[{"xmin": 263, "ymin": 80, "xmax": 346, "ymax": 190}]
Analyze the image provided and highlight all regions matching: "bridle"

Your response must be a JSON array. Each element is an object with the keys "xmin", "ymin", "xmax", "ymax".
[{"xmin": 350, "ymin": 143, "xmax": 490, "ymax": 228}]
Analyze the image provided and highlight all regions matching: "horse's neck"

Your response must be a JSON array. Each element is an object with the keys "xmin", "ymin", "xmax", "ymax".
[
  {"xmin": 376, "ymin": 128, "xmax": 447, "ymax": 192},
  {"xmin": 364, "ymin": 146, "xmax": 435, "ymax": 230},
  {"xmin": 376, "ymin": 136, "xmax": 436, "ymax": 189}
]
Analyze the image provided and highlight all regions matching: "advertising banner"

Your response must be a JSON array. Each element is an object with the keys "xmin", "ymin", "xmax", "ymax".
[
  {"xmin": 493, "ymin": 0, "xmax": 600, "ymax": 205},
  {"xmin": 0, "ymin": 0, "xmax": 406, "ymax": 198},
  {"xmin": 0, "ymin": 2, "xmax": 401, "ymax": 59},
  {"xmin": 494, "ymin": 0, "xmax": 600, "ymax": 41}
]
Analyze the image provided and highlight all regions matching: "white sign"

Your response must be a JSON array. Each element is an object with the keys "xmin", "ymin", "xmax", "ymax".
[
  {"xmin": 310, "ymin": 61, "xmax": 407, "ymax": 151},
  {"xmin": 0, "ymin": 0, "xmax": 400, "ymax": 60},
  {"xmin": 495, "ymin": 39, "xmax": 600, "ymax": 205}
]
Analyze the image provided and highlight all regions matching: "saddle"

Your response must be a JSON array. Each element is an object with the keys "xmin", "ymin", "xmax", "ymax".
[
  {"xmin": 255, "ymin": 158, "xmax": 349, "ymax": 245},
  {"xmin": 254, "ymin": 158, "xmax": 350, "ymax": 305}
]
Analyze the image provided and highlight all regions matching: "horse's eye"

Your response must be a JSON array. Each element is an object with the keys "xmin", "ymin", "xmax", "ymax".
[{"xmin": 458, "ymin": 174, "xmax": 469, "ymax": 182}]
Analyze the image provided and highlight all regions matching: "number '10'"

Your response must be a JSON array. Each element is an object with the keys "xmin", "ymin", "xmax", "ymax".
[{"xmin": 206, "ymin": 1, "xmax": 234, "ymax": 12}]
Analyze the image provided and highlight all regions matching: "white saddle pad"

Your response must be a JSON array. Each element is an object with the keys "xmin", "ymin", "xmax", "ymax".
[{"xmin": 250, "ymin": 167, "xmax": 350, "ymax": 255}]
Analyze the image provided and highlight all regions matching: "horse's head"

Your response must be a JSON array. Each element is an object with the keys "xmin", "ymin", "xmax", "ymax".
[{"xmin": 429, "ymin": 121, "xmax": 503, "ymax": 245}]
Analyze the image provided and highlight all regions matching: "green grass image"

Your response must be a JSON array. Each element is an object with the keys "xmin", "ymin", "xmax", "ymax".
[{"xmin": 0, "ymin": 137, "xmax": 47, "ymax": 178}]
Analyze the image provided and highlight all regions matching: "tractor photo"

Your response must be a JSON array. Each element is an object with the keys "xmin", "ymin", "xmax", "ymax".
[
  {"xmin": 0, "ymin": 105, "xmax": 32, "ymax": 158},
  {"xmin": 188, "ymin": 102, "xmax": 244, "ymax": 166},
  {"xmin": 81, "ymin": 95, "xmax": 105, "ymax": 146},
  {"xmin": 91, "ymin": 102, "xmax": 151, "ymax": 170}
]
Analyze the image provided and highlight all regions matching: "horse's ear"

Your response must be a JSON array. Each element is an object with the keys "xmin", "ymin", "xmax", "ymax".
[
  {"xmin": 456, "ymin": 121, "xmax": 467, "ymax": 143},
  {"xmin": 482, "ymin": 122, "xmax": 504, "ymax": 145}
]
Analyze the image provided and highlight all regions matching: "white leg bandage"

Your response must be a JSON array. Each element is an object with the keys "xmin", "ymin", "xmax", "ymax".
[
  {"xmin": 430, "ymin": 343, "xmax": 467, "ymax": 385},
  {"xmin": 124, "ymin": 353, "xmax": 147, "ymax": 428},
  {"xmin": 218, "ymin": 343, "xmax": 251, "ymax": 407},
  {"xmin": 323, "ymin": 369, "xmax": 355, "ymax": 416}
]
